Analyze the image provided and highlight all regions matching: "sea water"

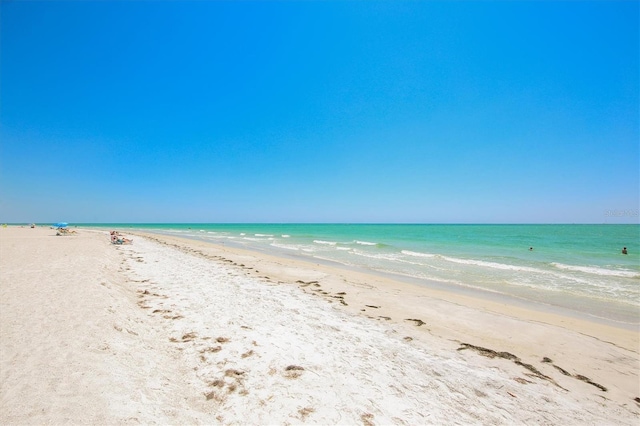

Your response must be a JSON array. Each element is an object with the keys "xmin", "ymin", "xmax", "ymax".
[{"xmin": 88, "ymin": 224, "xmax": 639, "ymax": 326}]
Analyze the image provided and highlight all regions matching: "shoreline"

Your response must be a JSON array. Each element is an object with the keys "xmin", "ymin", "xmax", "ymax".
[
  {"xmin": 2, "ymin": 226, "xmax": 638, "ymax": 424},
  {"xmin": 133, "ymin": 229, "xmax": 639, "ymax": 342},
  {"xmin": 127, "ymin": 230, "xmax": 640, "ymax": 400},
  {"xmin": 251, "ymin": 235, "xmax": 635, "ymax": 330},
  {"xmin": 123, "ymin": 224, "xmax": 640, "ymax": 329}
]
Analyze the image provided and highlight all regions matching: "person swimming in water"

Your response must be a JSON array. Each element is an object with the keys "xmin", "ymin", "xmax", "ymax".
[{"xmin": 622, "ymin": 247, "xmax": 628, "ymax": 255}]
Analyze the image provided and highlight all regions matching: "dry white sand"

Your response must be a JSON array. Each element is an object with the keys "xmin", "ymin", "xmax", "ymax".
[{"xmin": 1, "ymin": 226, "xmax": 638, "ymax": 425}]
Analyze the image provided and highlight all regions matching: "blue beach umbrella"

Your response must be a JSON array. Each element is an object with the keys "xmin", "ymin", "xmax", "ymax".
[{"xmin": 53, "ymin": 222, "xmax": 68, "ymax": 228}]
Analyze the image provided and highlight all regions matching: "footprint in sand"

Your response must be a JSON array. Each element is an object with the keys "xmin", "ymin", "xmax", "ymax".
[
  {"xmin": 169, "ymin": 332, "xmax": 197, "ymax": 343},
  {"xmin": 200, "ymin": 346, "xmax": 222, "ymax": 353},
  {"xmin": 225, "ymin": 369, "xmax": 245, "ymax": 378},
  {"xmin": 283, "ymin": 365, "xmax": 305, "ymax": 379},
  {"xmin": 163, "ymin": 314, "xmax": 184, "ymax": 320}
]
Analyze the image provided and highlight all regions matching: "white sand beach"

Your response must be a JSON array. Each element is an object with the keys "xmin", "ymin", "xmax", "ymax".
[{"xmin": 1, "ymin": 226, "xmax": 638, "ymax": 425}]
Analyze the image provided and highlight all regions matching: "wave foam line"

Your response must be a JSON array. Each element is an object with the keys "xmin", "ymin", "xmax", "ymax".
[
  {"xmin": 354, "ymin": 240, "xmax": 378, "ymax": 246},
  {"xmin": 402, "ymin": 250, "xmax": 436, "ymax": 258},
  {"xmin": 270, "ymin": 243, "xmax": 300, "ymax": 251},
  {"xmin": 441, "ymin": 256, "xmax": 543, "ymax": 273},
  {"xmin": 314, "ymin": 240, "xmax": 337, "ymax": 246},
  {"xmin": 551, "ymin": 263, "xmax": 640, "ymax": 278}
]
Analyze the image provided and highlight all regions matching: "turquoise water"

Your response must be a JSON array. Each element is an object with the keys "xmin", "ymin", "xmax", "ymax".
[{"xmin": 84, "ymin": 224, "xmax": 639, "ymax": 325}]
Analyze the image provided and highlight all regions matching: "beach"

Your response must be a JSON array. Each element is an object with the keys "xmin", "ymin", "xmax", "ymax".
[{"xmin": 1, "ymin": 226, "xmax": 638, "ymax": 424}]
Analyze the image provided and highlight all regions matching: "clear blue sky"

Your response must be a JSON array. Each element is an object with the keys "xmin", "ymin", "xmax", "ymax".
[{"xmin": 1, "ymin": 1, "xmax": 638, "ymax": 223}]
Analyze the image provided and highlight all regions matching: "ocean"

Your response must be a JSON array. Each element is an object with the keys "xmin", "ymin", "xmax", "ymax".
[{"xmin": 86, "ymin": 223, "xmax": 639, "ymax": 326}]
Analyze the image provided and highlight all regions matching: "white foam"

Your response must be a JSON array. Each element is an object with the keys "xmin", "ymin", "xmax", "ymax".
[
  {"xmin": 354, "ymin": 240, "xmax": 377, "ymax": 246},
  {"xmin": 255, "ymin": 234, "xmax": 274, "ymax": 237},
  {"xmin": 349, "ymin": 250, "xmax": 402, "ymax": 262},
  {"xmin": 314, "ymin": 240, "xmax": 337, "ymax": 246},
  {"xmin": 270, "ymin": 243, "xmax": 299, "ymax": 251},
  {"xmin": 402, "ymin": 250, "xmax": 436, "ymax": 258},
  {"xmin": 441, "ymin": 256, "xmax": 543, "ymax": 273},
  {"xmin": 281, "ymin": 235, "xmax": 290, "ymax": 238},
  {"xmin": 551, "ymin": 263, "xmax": 640, "ymax": 278}
]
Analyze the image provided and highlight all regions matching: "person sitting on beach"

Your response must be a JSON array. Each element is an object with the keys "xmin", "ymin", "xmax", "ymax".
[
  {"xmin": 112, "ymin": 235, "xmax": 133, "ymax": 245},
  {"xmin": 56, "ymin": 228, "xmax": 75, "ymax": 235},
  {"xmin": 622, "ymin": 247, "xmax": 628, "ymax": 255}
]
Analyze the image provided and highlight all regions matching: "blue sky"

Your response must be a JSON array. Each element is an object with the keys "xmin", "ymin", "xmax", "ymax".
[{"xmin": 1, "ymin": 1, "xmax": 638, "ymax": 223}]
